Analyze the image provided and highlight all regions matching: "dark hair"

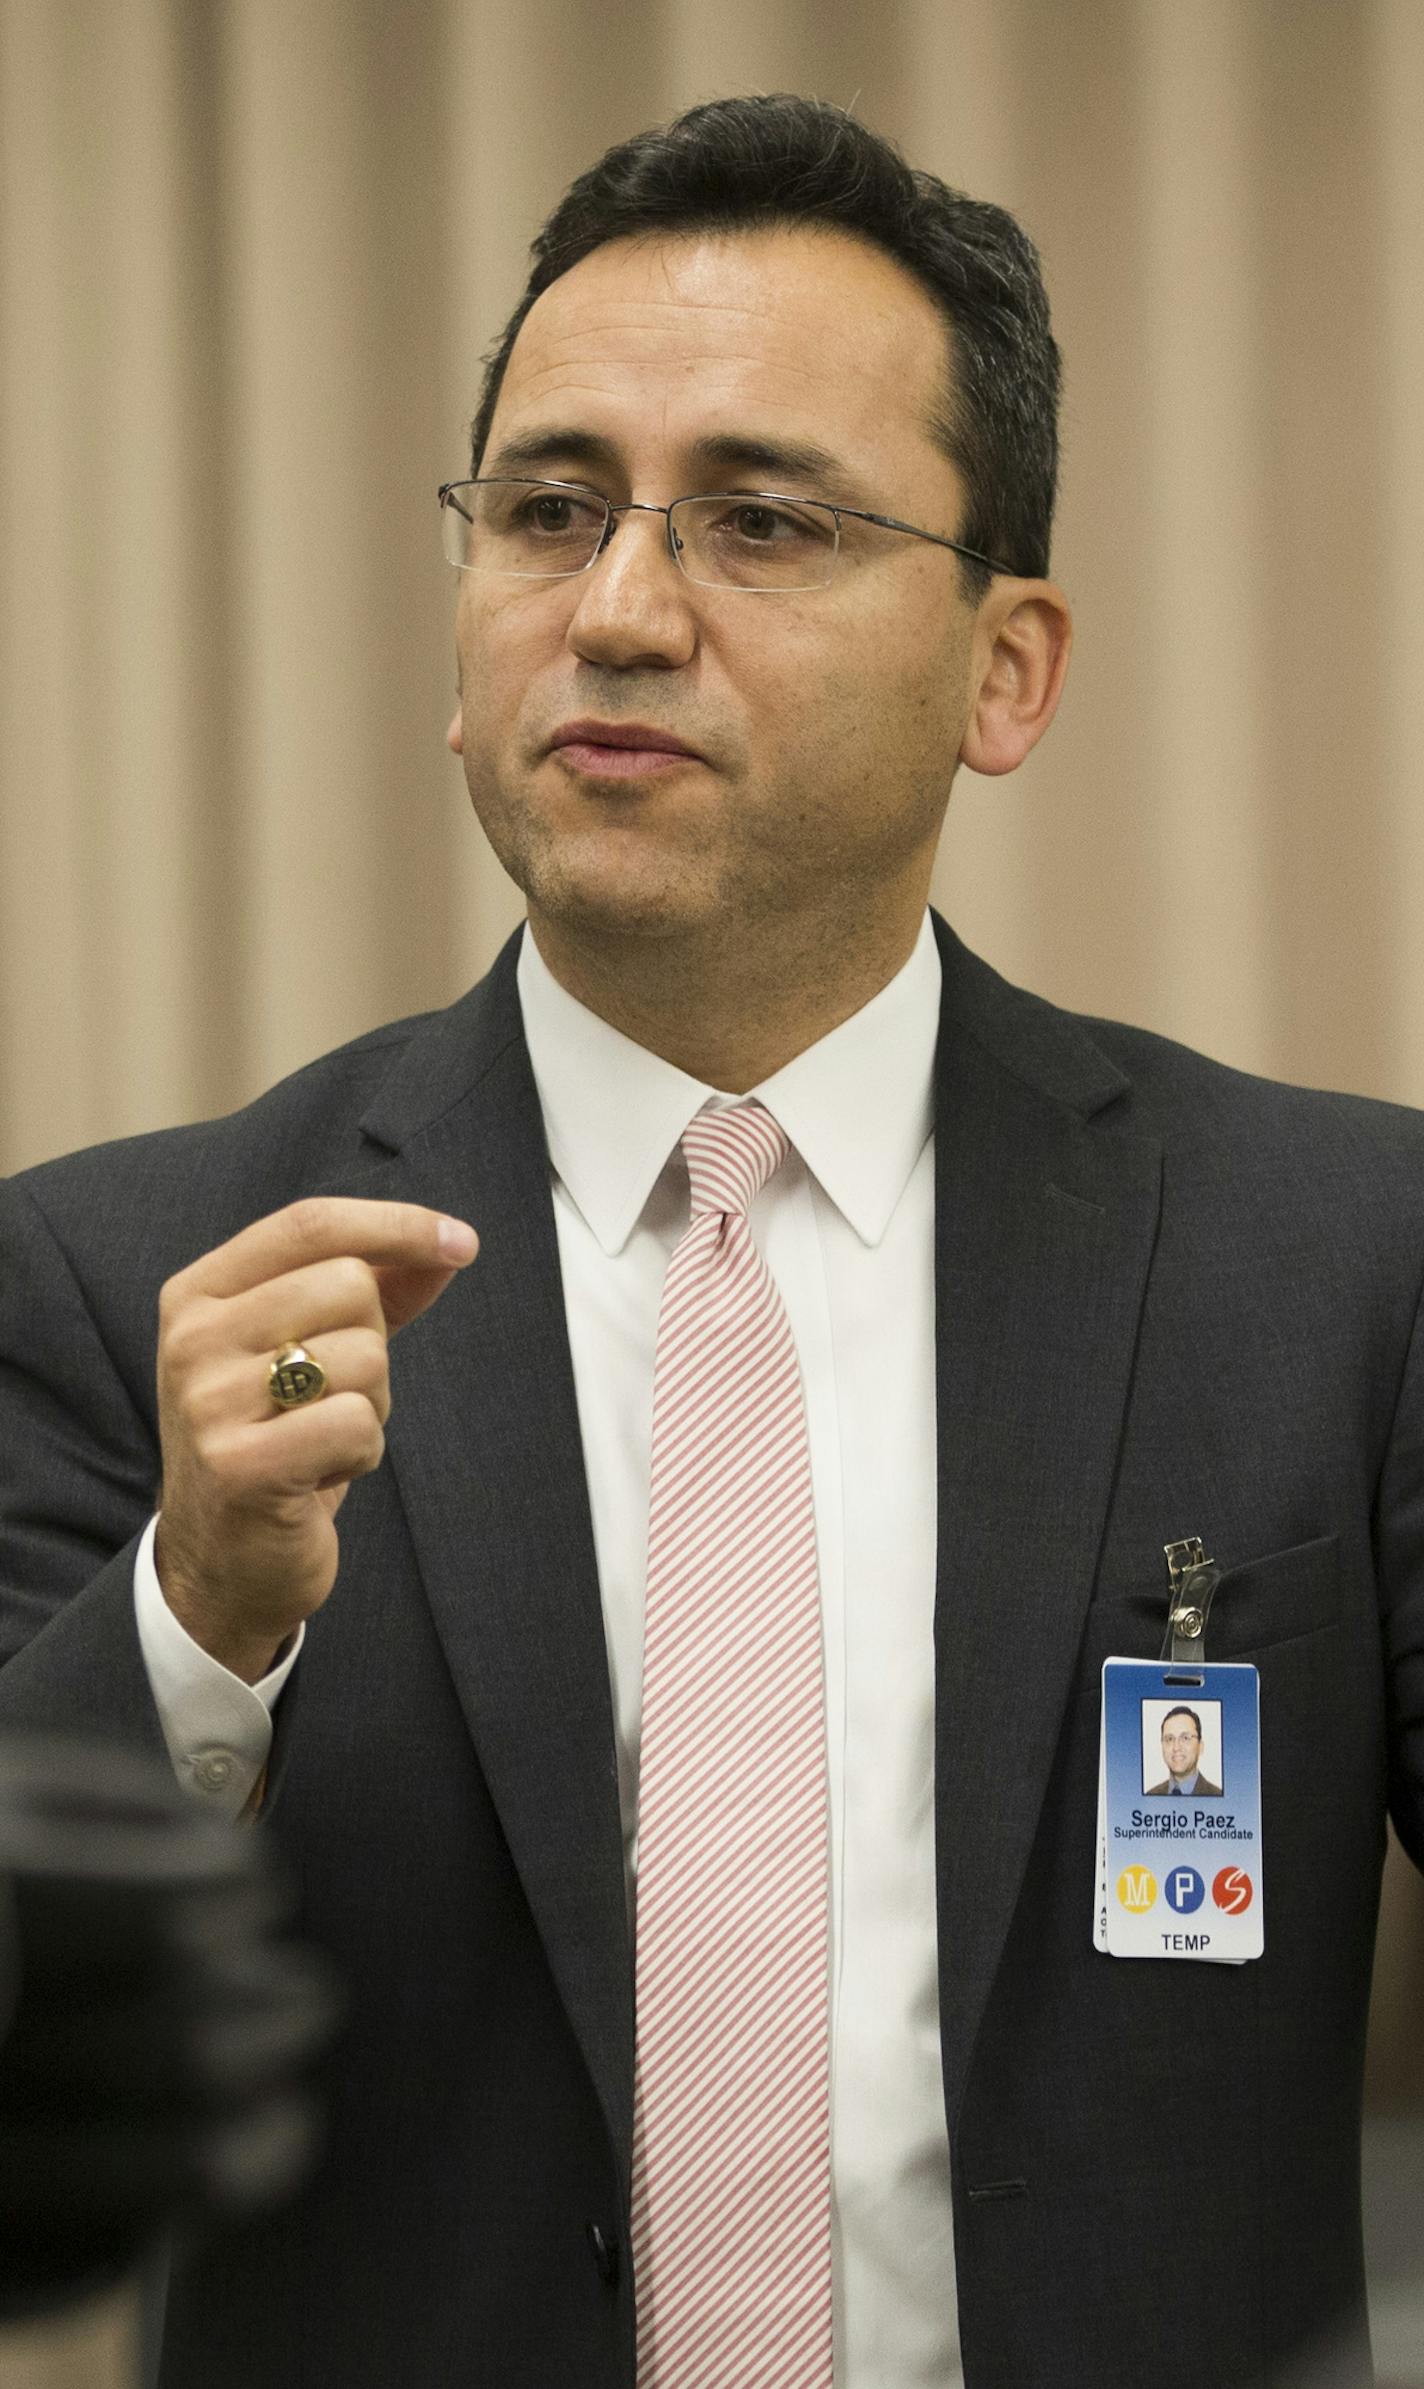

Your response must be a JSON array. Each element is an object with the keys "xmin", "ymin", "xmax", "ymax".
[
  {"xmin": 469, "ymin": 95, "xmax": 1060, "ymax": 600},
  {"xmin": 1162, "ymin": 1707, "xmax": 1202, "ymax": 1738}
]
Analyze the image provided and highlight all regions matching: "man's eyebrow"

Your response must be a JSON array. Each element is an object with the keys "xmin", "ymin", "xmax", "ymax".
[
  {"xmin": 686, "ymin": 433, "xmax": 870, "ymax": 504},
  {"xmin": 480, "ymin": 426, "xmax": 872, "ymax": 505},
  {"xmin": 482, "ymin": 428, "xmax": 622, "ymax": 480}
]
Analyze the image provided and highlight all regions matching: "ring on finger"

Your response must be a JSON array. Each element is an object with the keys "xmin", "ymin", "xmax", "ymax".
[{"xmin": 267, "ymin": 1342, "xmax": 328, "ymax": 1410}]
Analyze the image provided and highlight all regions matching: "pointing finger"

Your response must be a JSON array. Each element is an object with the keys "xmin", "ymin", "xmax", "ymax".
[{"xmin": 167, "ymin": 1200, "xmax": 478, "ymax": 1308}]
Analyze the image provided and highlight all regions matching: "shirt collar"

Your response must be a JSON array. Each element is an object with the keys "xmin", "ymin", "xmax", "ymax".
[{"xmin": 516, "ymin": 914, "xmax": 940, "ymax": 1256}]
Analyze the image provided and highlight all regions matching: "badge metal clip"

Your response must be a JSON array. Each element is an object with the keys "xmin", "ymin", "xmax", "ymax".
[{"xmin": 1160, "ymin": 1536, "xmax": 1221, "ymax": 1668}]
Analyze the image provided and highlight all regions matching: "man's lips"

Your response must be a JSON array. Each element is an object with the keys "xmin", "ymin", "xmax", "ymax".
[{"xmin": 548, "ymin": 720, "xmax": 705, "ymax": 779}]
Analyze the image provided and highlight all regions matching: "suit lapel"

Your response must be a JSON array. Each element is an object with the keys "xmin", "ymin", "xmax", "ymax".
[
  {"xmin": 338, "ymin": 939, "xmax": 634, "ymax": 2177},
  {"xmin": 929, "ymin": 922, "xmax": 1162, "ymax": 2126}
]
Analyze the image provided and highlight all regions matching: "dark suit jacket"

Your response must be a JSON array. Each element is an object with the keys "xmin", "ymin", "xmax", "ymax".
[
  {"xmin": 2, "ymin": 915, "xmax": 1422, "ymax": 2389},
  {"xmin": 1145, "ymin": 1776, "xmax": 1223, "ymax": 1798}
]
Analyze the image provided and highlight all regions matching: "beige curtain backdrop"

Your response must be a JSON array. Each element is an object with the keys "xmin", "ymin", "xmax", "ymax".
[
  {"xmin": 1, "ymin": 4, "xmax": 1423, "ymax": 2362},
  {"xmin": 5, "ymin": 0, "xmax": 1424, "ymax": 1172}
]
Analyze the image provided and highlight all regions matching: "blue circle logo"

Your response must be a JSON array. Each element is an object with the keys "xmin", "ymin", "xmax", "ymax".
[{"xmin": 1164, "ymin": 1866, "xmax": 1205, "ymax": 1914}]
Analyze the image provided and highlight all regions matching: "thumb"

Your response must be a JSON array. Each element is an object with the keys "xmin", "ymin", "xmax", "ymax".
[{"xmin": 373, "ymin": 1249, "xmax": 477, "ymax": 1336}]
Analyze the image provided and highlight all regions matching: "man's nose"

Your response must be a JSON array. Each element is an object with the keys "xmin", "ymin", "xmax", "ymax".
[{"xmin": 565, "ymin": 508, "xmax": 698, "ymax": 672}]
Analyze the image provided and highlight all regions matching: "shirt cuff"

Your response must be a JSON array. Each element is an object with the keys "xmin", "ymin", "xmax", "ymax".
[{"xmin": 133, "ymin": 1514, "xmax": 304, "ymax": 1820}]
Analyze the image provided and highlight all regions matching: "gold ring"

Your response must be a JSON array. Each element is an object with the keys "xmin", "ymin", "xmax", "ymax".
[{"xmin": 267, "ymin": 1343, "xmax": 328, "ymax": 1410}]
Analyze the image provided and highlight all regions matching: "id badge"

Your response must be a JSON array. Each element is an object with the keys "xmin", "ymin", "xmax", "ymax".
[{"xmin": 1094, "ymin": 1659, "xmax": 1262, "ymax": 1963}]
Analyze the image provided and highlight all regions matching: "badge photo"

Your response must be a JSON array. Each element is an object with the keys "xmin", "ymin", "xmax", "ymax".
[{"xmin": 1141, "ymin": 1696, "xmax": 1223, "ymax": 1799}]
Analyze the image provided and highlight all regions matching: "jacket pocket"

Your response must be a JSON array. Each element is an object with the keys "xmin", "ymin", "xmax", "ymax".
[
  {"xmin": 1089, "ymin": 1532, "xmax": 1342, "ymax": 1663},
  {"xmin": 1205, "ymin": 1532, "xmax": 1342, "ymax": 1656}
]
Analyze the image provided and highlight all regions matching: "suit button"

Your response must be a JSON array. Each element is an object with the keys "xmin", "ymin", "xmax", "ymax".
[{"xmin": 586, "ymin": 2222, "xmax": 620, "ymax": 2286}]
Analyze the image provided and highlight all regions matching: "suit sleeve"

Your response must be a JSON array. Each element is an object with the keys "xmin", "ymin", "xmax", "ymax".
[
  {"xmin": 0, "ymin": 1174, "xmax": 169, "ymax": 1757},
  {"xmin": 1377, "ymin": 1265, "xmax": 1424, "ymax": 1871}
]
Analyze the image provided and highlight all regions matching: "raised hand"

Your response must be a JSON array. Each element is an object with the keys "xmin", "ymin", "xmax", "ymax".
[{"xmin": 153, "ymin": 1199, "xmax": 477, "ymax": 1682}]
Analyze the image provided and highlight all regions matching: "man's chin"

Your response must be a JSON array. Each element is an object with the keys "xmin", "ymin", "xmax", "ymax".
[
  {"xmin": 507, "ymin": 840, "xmax": 731, "ymax": 945},
  {"xmin": 529, "ymin": 881, "xmax": 714, "ymax": 944}
]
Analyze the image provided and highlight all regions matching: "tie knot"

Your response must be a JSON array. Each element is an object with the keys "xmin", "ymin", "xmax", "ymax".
[{"xmin": 680, "ymin": 1102, "xmax": 790, "ymax": 1218}]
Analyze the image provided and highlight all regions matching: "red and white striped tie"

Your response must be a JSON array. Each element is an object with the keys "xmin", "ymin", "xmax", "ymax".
[{"xmin": 631, "ymin": 1100, "xmax": 832, "ymax": 2388}]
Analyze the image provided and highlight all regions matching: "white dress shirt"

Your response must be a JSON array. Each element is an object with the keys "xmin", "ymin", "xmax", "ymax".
[{"xmin": 135, "ymin": 910, "xmax": 961, "ymax": 2386}]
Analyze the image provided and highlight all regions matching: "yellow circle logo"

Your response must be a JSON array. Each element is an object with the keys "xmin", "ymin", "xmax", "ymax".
[{"xmin": 1116, "ymin": 1866, "xmax": 1158, "ymax": 1913}]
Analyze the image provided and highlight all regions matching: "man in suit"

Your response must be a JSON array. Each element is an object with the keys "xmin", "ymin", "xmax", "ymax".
[
  {"xmin": 1145, "ymin": 1703, "xmax": 1223, "ymax": 1797},
  {"xmin": 1, "ymin": 93, "xmax": 1422, "ymax": 2389}
]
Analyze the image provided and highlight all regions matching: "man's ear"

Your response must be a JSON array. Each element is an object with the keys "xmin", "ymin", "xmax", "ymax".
[
  {"xmin": 959, "ymin": 580, "xmax": 1072, "ymax": 777},
  {"xmin": 446, "ymin": 705, "xmax": 463, "ymax": 756}
]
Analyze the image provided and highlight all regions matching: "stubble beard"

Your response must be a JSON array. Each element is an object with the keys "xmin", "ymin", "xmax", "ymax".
[{"xmin": 465, "ymin": 750, "xmax": 801, "ymax": 954}]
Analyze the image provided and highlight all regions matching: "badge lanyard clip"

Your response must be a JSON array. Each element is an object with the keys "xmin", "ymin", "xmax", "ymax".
[{"xmin": 1160, "ymin": 1537, "xmax": 1221, "ymax": 1666}]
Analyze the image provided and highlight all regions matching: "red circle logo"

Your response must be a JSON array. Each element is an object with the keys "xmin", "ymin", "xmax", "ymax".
[{"xmin": 1212, "ymin": 1865, "xmax": 1253, "ymax": 1914}]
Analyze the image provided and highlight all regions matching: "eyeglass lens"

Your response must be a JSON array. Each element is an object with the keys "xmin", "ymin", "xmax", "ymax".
[{"xmin": 441, "ymin": 479, "xmax": 841, "ymax": 590}]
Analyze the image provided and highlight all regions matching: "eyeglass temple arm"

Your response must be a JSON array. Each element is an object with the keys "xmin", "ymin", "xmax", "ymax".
[{"xmin": 848, "ymin": 506, "xmax": 1014, "ymax": 578}]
